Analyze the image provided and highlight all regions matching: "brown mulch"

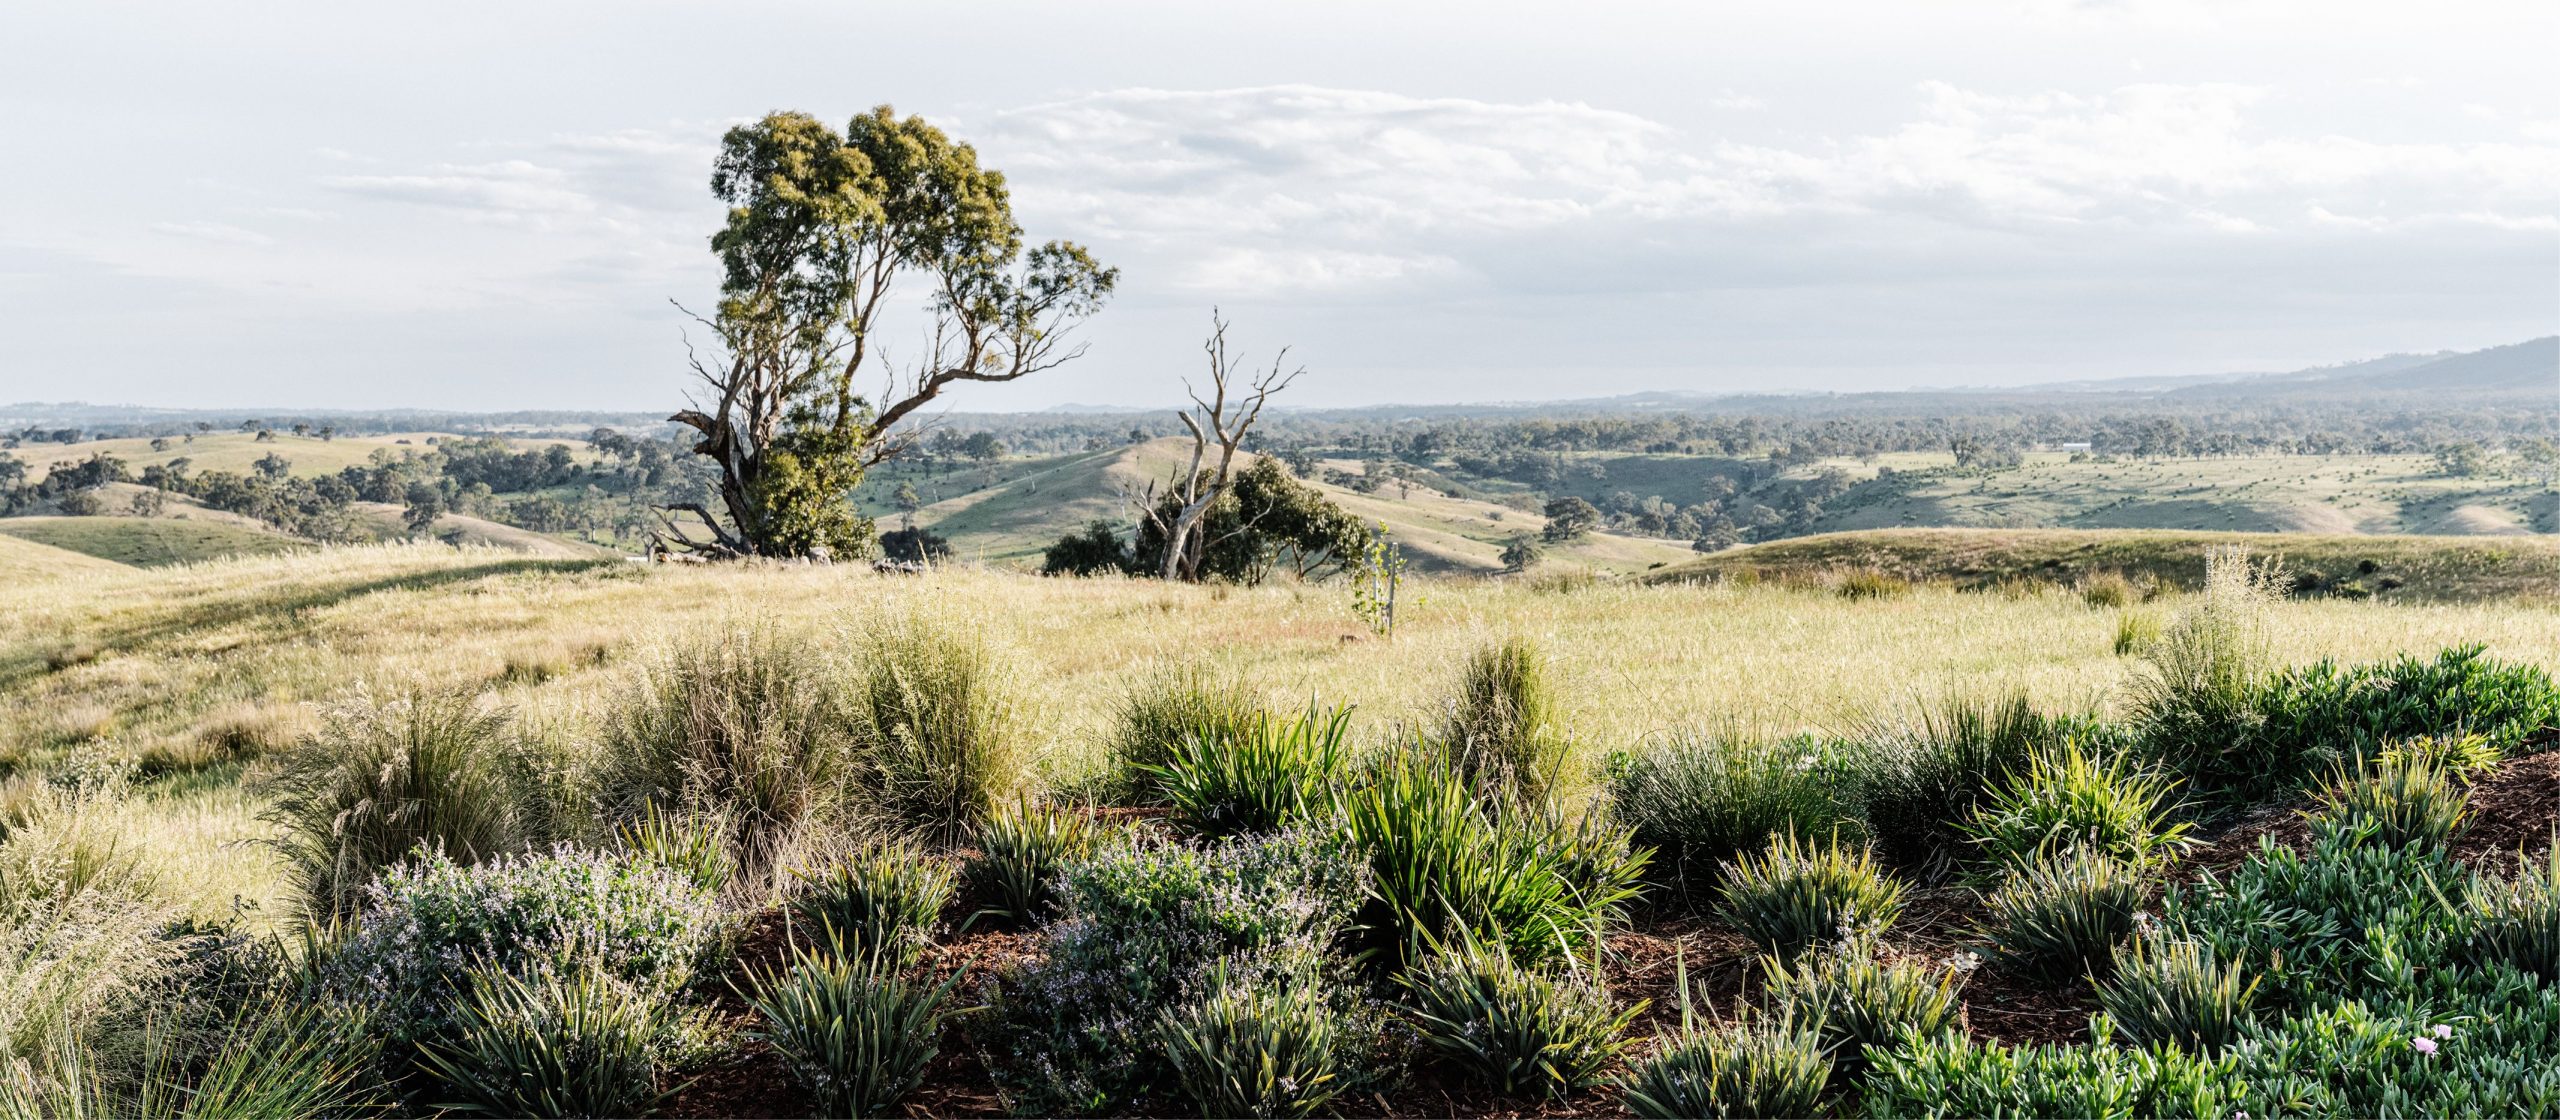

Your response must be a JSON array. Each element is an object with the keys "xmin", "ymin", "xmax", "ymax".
[{"xmin": 2450, "ymin": 748, "xmax": 2560, "ymax": 867}]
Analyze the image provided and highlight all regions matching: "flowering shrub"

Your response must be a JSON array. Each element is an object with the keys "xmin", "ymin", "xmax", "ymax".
[{"xmin": 323, "ymin": 845, "xmax": 724, "ymax": 1063}]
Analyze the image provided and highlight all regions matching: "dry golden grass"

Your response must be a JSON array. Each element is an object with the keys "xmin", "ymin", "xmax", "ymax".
[{"xmin": 6, "ymin": 540, "xmax": 2559, "ymax": 923}]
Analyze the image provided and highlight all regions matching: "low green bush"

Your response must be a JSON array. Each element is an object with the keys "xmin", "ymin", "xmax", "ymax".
[
  {"xmin": 1620, "ymin": 1012, "xmax": 1831, "ymax": 1120},
  {"xmin": 2159, "ymin": 828, "xmax": 2467, "ymax": 1010},
  {"xmin": 2309, "ymin": 752, "xmax": 2468, "ymax": 850},
  {"xmin": 2097, "ymin": 937, "xmax": 2258, "ymax": 1053},
  {"xmin": 851, "ymin": 616, "xmax": 1025, "ymax": 840},
  {"xmin": 418, "ymin": 964, "xmax": 670, "ymax": 1118},
  {"xmin": 1147, "ymin": 706, "xmax": 1352, "ymax": 839},
  {"xmin": 964, "ymin": 800, "xmax": 1105, "ymax": 929},
  {"xmin": 1962, "ymin": 745, "xmax": 2190, "ymax": 872},
  {"xmin": 1157, "ymin": 967, "xmax": 1348, "ymax": 1120},
  {"xmin": 1108, "ymin": 665, "xmax": 1266, "ymax": 805},
  {"xmin": 1397, "ymin": 935, "xmax": 1637, "ymax": 1100},
  {"xmin": 1432, "ymin": 637, "xmax": 1571, "ymax": 806},
  {"xmin": 1764, "ymin": 947, "xmax": 1960, "ymax": 1075},
  {"xmin": 1858, "ymin": 1022, "xmax": 2243, "ymax": 1118},
  {"xmin": 1716, "ymin": 832, "xmax": 1904, "ymax": 965},
  {"xmin": 790, "ymin": 841, "xmax": 954, "ymax": 969},
  {"xmin": 1607, "ymin": 733, "xmax": 1863, "ymax": 906},
  {"xmin": 746, "ymin": 941, "xmax": 956, "ymax": 1119},
  {"xmin": 1859, "ymin": 695, "xmax": 2078, "ymax": 881},
  {"xmin": 1978, "ymin": 846, "xmax": 2146, "ymax": 984},
  {"xmin": 2259, "ymin": 644, "xmax": 2560, "ymax": 776},
  {"xmin": 2468, "ymin": 838, "xmax": 2560, "ymax": 981}
]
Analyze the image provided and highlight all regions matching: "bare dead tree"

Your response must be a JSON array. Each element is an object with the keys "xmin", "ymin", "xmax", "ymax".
[{"xmin": 1135, "ymin": 311, "xmax": 1303, "ymax": 581}]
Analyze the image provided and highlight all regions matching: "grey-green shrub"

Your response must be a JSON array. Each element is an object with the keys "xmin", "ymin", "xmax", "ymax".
[
  {"xmin": 1859, "ymin": 1023, "xmax": 2242, "ymax": 1118},
  {"xmin": 1763, "ymin": 947, "xmax": 1959, "ymax": 1074},
  {"xmin": 1607, "ymin": 733, "xmax": 1863, "ymax": 907},
  {"xmin": 2467, "ymin": 838, "xmax": 2560, "ymax": 981},
  {"xmin": 1396, "ymin": 935, "xmax": 1636, "ymax": 1100},
  {"xmin": 1434, "ymin": 637, "xmax": 1571, "ymax": 805},
  {"xmin": 964, "ymin": 800, "xmax": 1105, "ymax": 929},
  {"xmin": 260, "ymin": 688, "xmax": 545, "ymax": 920},
  {"xmin": 1978, "ymin": 846, "xmax": 2145, "ymax": 984},
  {"xmin": 2096, "ymin": 937, "xmax": 2257, "ymax": 1053},
  {"xmin": 1620, "ymin": 1013, "xmax": 1830, "ymax": 1120},
  {"xmin": 1148, "ymin": 706, "xmax": 1352, "ymax": 839},
  {"xmin": 747, "ymin": 942, "xmax": 955, "ymax": 1119},
  {"xmin": 1108, "ymin": 664, "xmax": 1266, "ymax": 805},
  {"xmin": 851, "ymin": 616, "xmax": 1024, "ymax": 840},
  {"xmin": 2310, "ymin": 753, "xmax": 2467, "ymax": 850},
  {"xmin": 790, "ymin": 841, "xmax": 954, "ymax": 969},
  {"xmin": 1962, "ymin": 745, "xmax": 2190, "ymax": 872},
  {"xmin": 1715, "ymin": 832, "xmax": 1903, "ymax": 964},
  {"xmin": 418, "ymin": 964, "xmax": 667, "ymax": 1118},
  {"xmin": 1157, "ymin": 968, "xmax": 1347, "ymax": 1120}
]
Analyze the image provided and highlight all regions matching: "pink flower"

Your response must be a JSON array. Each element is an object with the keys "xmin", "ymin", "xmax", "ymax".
[
  {"xmin": 2432, "ymin": 1024, "xmax": 2454, "ymax": 1039},
  {"xmin": 2412, "ymin": 1036, "xmax": 2438, "ymax": 1055}
]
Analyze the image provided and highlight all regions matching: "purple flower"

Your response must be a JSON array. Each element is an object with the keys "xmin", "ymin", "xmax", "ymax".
[
  {"xmin": 2412, "ymin": 1036, "xmax": 2438, "ymax": 1055},
  {"xmin": 2432, "ymin": 1023, "xmax": 2454, "ymax": 1040}
]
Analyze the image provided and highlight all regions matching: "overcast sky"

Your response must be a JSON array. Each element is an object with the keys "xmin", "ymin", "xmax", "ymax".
[{"xmin": 2, "ymin": 0, "xmax": 2554, "ymax": 411}]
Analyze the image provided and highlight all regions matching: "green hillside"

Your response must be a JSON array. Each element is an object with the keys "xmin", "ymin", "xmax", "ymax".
[
  {"xmin": 0, "ymin": 530, "xmax": 134, "ymax": 584},
  {"xmin": 1651, "ymin": 527, "xmax": 2560, "ymax": 601},
  {"xmin": 0, "ymin": 516, "xmax": 307, "ymax": 567}
]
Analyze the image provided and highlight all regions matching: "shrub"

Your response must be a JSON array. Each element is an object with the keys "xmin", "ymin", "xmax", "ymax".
[
  {"xmin": 2096, "ymin": 936, "xmax": 2257, "ymax": 1053},
  {"xmin": 595, "ymin": 624, "xmax": 853, "ymax": 887},
  {"xmin": 2112, "ymin": 609, "xmax": 2161, "ymax": 656},
  {"xmin": 851, "ymin": 615, "xmax": 1026, "ymax": 840},
  {"xmin": 1763, "ymin": 947, "xmax": 1960, "ymax": 1074},
  {"xmin": 1607, "ymin": 733, "xmax": 1863, "ymax": 906},
  {"xmin": 1978, "ymin": 846, "xmax": 2146, "ymax": 984},
  {"xmin": 1715, "ymin": 832, "xmax": 1904, "ymax": 964},
  {"xmin": 1042, "ymin": 519, "xmax": 1134, "ymax": 577},
  {"xmin": 1433, "ymin": 637, "xmax": 1571, "ymax": 805},
  {"xmin": 2257, "ymin": 644, "xmax": 2560, "ymax": 780},
  {"xmin": 1620, "ymin": 1012, "xmax": 1830, "ymax": 1120},
  {"xmin": 1157, "ymin": 967, "xmax": 1347, "ymax": 1120},
  {"xmin": 260, "ymin": 688, "xmax": 545, "ymax": 919},
  {"xmin": 1961, "ymin": 745, "xmax": 2190, "ymax": 872},
  {"xmin": 1108, "ymin": 665, "xmax": 1266, "ymax": 805},
  {"xmin": 746, "ymin": 942, "xmax": 956, "ymax": 1119},
  {"xmin": 2157, "ymin": 828, "xmax": 2466, "ymax": 1009},
  {"xmin": 1859, "ymin": 694, "xmax": 2068, "ymax": 881},
  {"xmin": 2309, "ymin": 753, "xmax": 2467, "ymax": 850},
  {"xmin": 418, "ymin": 964, "xmax": 668, "ymax": 1118},
  {"xmin": 1859, "ymin": 1022, "xmax": 2242, "ymax": 1118},
  {"xmin": 2125, "ymin": 547, "xmax": 2282, "ymax": 796},
  {"xmin": 1832, "ymin": 567, "xmax": 1908, "ymax": 601},
  {"xmin": 2081, "ymin": 571, "xmax": 2141, "ymax": 609},
  {"xmin": 964, "ymin": 800, "xmax": 1105, "ymax": 929},
  {"xmin": 1345, "ymin": 753, "xmax": 1644, "ymax": 973},
  {"xmin": 1148, "ymin": 706, "xmax": 1352, "ymax": 839},
  {"xmin": 1397, "ymin": 935, "xmax": 1637, "ymax": 1100},
  {"xmin": 790, "ymin": 841, "xmax": 954, "ymax": 969},
  {"xmin": 322, "ymin": 845, "xmax": 723, "ymax": 1066},
  {"xmin": 2466, "ymin": 838, "xmax": 2560, "ymax": 981}
]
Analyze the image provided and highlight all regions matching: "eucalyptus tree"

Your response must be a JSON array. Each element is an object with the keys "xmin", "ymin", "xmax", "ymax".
[{"xmin": 662, "ymin": 107, "xmax": 1117, "ymax": 559}]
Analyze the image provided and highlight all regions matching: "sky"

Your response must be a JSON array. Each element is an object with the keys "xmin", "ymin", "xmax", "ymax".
[{"xmin": 1, "ymin": 0, "xmax": 2554, "ymax": 411}]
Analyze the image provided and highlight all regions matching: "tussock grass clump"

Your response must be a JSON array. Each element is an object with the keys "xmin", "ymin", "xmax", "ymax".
[
  {"xmin": 1860, "ymin": 693, "xmax": 2059, "ymax": 881},
  {"xmin": 1978, "ymin": 846, "xmax": 2145, "ymax": 984},
  {"xmin": 1607, "ymin": 733, "xmax": 1862, "ymax": 907},
  {"xmin": 2080, "ymin": 571, "xmax": 2142, "ymax": 609},
  {"xmin": 1763, "ymin": 947, "xmax": 1960, "ymax": 1074},
  {"xmin": 1396, "ymin": 935, "xmax": 1637, "ymax": 1101},
  {"xmin": 790, "ymin": 841, "xmax": 954, "ymax": 969},
  {"xmin": 597, "ymin": 623, "xmax": 852, "ymax": 889},
  {"xmin": 1715, "ymin": 832, "xmax": 1904, "ymax": 964},
  {"xmin": 1150, "ymin": 706, "xmax": 1353, "ymax": 839},
  {"xmin": 747, "ymin": 942, "xmax": 956, "ymax": 1120},
  {"xmin": 2310, "ymin": 752, "xmax": 2467, "ymax": 850},
  {"xmin": 2467, "ymin": 838, "xmax": 2560, "ymax": 981},
  {"xmin": 1108, "ymin": 665, "xmax": 1266, "ymax": 805},
  {"xmin": 419, "ymin": 965, "xmax": 670, "ymax": 1118},
  {"xmin": 613, "ymin": 804, "xmax": 735, "ymax": 898},
  {"xmin": 1619, "ymin": 1009, "xmax": 1830, "ymax": 1120},
  {"xmin": 2126, "ymin": 546, "xmax": 2283, "ymax": 795},
  {"xmin": 2096, "ymin": 936, "xmax": 2257, "ymax": 1052},
  {"xmin": 1835, "ymin": 567, "xmax": 1910, "ymax": 601},
  {"xmin": 1962, "ymin": 745, "xmax": 2190, "ymax": 873},
  {"xmin": 850, "ymin": 614, "xmax": 1026, "ymax": 841},
  {"xmin": 1432, "ymin": 637, "xmax": 1571, "ymax": 806},
  {"xmin": 2112, "ymin": 609, "xmax": 2162, "ymax": 656},
  {"xmin": 260, "ymin": 687, "xmax": 544, "ymax": 920},
  {"xmin": 1158, "ymin": 969, "xmax": 1348, "ymax": 1120},
  {"xmin": 0, "ymin": 797, "xmax": 187, "ymax": 1066},
  {"xmin": 965, "ymin": 800, "xmax": 1106, "ymax": 929}
]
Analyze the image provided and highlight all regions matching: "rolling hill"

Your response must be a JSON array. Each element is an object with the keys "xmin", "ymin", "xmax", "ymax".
[{"xmin": 0, "ymin": 516, "xmax": 306, "ymax": 568}]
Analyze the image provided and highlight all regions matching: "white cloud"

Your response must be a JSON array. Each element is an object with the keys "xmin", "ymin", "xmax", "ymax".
[{"xmin": 149, "ymin": 221, "xmax": 274, "ymax": 246}]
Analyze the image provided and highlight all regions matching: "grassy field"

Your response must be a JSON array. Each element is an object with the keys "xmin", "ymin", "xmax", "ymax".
[
  {"xmin": 0, "ymin": 514, "xmax": 307, "ymax": 567},
  {"xmin": 9, "ymin": 540, "xmax": 2558, "ymax": 923},
  {"xmin": 13, "ymin": 429, "xmax": 588, "ymax": 482}
]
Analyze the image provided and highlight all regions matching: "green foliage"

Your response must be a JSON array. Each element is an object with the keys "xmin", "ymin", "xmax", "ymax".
[
  {"xmin": 1858, "ymin": 1023, "xmax": 2243, "ymax": 1119},
  {"xmin": 1606, "ymin": 733, "xmax": 1864, "ymax": 906},
  {"xmin": 259, "ymin": 687, "xmax": 546, "ymax": 920},
  {"xmin": 2097, "ymin": 936, "xmax": 2257, "ymax": 1053},
  {"xmin": 1859, "ymin": 694, "xmax": 2070, "ymax": 881},
  {"xmin": 1347, "ymin": 522, "xmax": 1408, "ymax": 637},
  {"xmin": 2158, "ymin": 827, "xmax": 2468, "ymax": 1011},
  {"xmin": 1342, "ymin": 753, "xmax": 1645, "ymax": 973},
  {"xmin": 1540, "ymin": 497, "xmax": 1599, "ymax": 543},
  {"xmin": 1396, "ymin": 935, "xmax": 1637, "ymax": 1100},
  {"xmin": 1128, "ymin": 458, "xmax": 1364, "ymax": 585},
  {"xmin": 2112, "ymin": 609, "xmax": 2161, "ymax": 656},
  {"xmin": 2258, "ymin": 644, "xmax": 2560, "ymax": 780},
  {"xmin": 1715, "ymin": 832, "xmax": 1904, "ymax": 965},
  {"xmin": 2468, "ymin": 839, "xmax": 2560, "ymax": 981},
  {"xmin": 850, "ymin": 615, "xmax": 1024, "ymax": 840},
  {"xmin": 613, "ymin": 804, "xmax": 736, "ymax": 899},
  {"xmin": 1499, "ymin": 533, "xmax": 1544, "ymax": 572},
  {"xmin": 596, "ymin": 624, "xmax": 852, "ymax": 887},
  {"xmin": 1962, "ymin": 745, "xmax": 2190, "ymax": 872},
  {"xmin": 1978, "ymin": 846, "xmax": 2147, "ymax": 984},
  {"xmin": 1432, "ymin": 637, "xmax": 1571, "ymax": 806},
  {"xmin": 418, "ymin": 965, "xmax": 669, "ymax": 1118},
  {"xmin": 2125, "ymin": 547, "xmax": 2282, "ymax": 796},
  {"xmin": 790, "ymin": 842, "xmax": 954, "ymax": 969},
  {"xmin": 173, "ymin": 1000, "xmax": 384, "ymax": 1120},
  {"xmin": 2310, "ymin": 752, "xmax": 2468, "ymax": 850},
  {"xmin": 1763, "ymin": 948, "xmax": 1960, "ymax": 1075},
  {"xmin": 1042, "ymin": 519, "xmax": 1132, "ymax": 577},
  {"xmin": 964, "ymin": 800, "xmax": 1105, "ymax": 929},
  {"xmin": 1156, "ymin": 967, "xmax": 1348, "ymax": 1120},
  {"xmin": 1834, "ymin": 568, "xmax": 1910, "ymax": 601},
  {"xmin": 1147, "ymin": 706, "xmax": 1352, "ymax": 839},
  {"xmin": 1621, "ymin": 1012, "xmax": 1832, "ymax": 1120},
  {"xmin": 1107, "ymin": 665, "xmax": 1267, "ymax": 806},
  {"xmin": 746, "ymin": 942, "xmax": 955, "ymax": 1119},
  {"xmin": 2221, "ymin": 993, "xmax": 2560, "ymax": 1115}
]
